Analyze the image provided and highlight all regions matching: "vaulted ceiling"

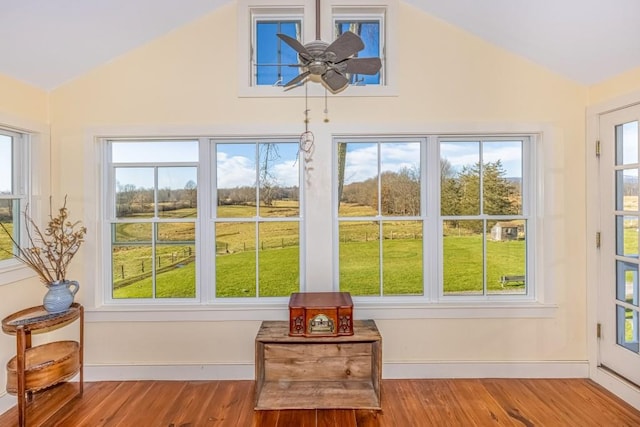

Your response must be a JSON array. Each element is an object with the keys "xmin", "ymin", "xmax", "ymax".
[{"xmin": 1, "ymin": 0, "xmax": 639, "ymax": 90}]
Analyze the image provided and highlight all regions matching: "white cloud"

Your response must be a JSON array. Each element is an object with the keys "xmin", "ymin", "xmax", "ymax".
[
  {"xmin": 344, "ymin": 142, "xmax": 420, "ymax": 184},
  {"xmin": 216, "ymin": 152, "xmax": 256, "ymax": 188}
]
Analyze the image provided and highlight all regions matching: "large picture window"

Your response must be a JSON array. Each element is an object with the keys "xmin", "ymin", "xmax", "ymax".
[
  {"xmin": 336, "ymin": 135, "xmax": 534, "ymax": 301},
  {"xmin": 104, "ymin": 138, "xmax": 302, "ymax": 303}
]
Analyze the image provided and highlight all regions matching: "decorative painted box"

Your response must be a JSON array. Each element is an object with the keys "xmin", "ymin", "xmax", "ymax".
[{"xmin": 288, "ymin": 292, "xmax": 354, "ymax": 337}]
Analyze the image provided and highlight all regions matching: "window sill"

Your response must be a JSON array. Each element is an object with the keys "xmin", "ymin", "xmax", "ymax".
[
  {"xmin": 85, "ymin": 300, "xmax": 557, "ymax": 322},
  {"xmin": 0, "ymin": 262, "xmax": 36, "ymax": 286},
  {"xmin": 237, "ymin": 83, "xmax": 398, "ymax": 98}
]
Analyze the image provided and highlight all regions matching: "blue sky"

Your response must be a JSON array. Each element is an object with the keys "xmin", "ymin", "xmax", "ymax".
[
  {"xmin": 441, "ymin": 141, "xmax": 523, "ymax": 178},
  {"xmin": 0, "ymin": 135, "xmax": 11, "ymax": 193},
  {"xmin": 619, "ymin": 121, "xmax": 639, "ymax": 166}
]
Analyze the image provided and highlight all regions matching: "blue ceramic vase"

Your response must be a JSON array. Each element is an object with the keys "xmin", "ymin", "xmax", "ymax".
[{"xmin": 43, "ymin": 280, "xmax": 79, "ymax": 313}]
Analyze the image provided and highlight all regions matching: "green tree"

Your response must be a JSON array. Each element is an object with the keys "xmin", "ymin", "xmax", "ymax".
[{"xmin": 444, "ymin": 160, "xmax": 518, "ymax": 232}]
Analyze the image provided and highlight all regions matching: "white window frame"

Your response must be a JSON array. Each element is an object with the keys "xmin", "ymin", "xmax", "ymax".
[
  {"xmin": 87, "ymin": 124, "xmax": 555, "ymax": 322},
  {"xmin": 333, "ymin": 133, "xmax": 549, "ymax": 310},
  {"xmin": 0, "ymin": 125, "xmax": 43, "ymax": 286},
  {"xmin": 237, "ymin": 0, "xmax": 397, "ymax": 98},
  {"xmin": 250, "ymin": 10, "xmax": 305, "ymax": 88},
  {"xmin": 103, "ymin": 138, "xmax": 201, "ymax": 305},
  {"xmin": 100, "ymin": 136, "xmax": 304, "ymax": 307}
]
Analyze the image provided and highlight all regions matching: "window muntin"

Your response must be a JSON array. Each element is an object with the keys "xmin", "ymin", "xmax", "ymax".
[
  {"xmin": 0, "ymin": 130, "xmax": 28, "ymax": 264},
  {"xmin": 214, "ymin": 140, "xmax": 301, "ymax": 298},
  {"xmin": 336, "ymin": 135, "xmax": 533, "ymax": 300},
  {"xmin": 109, "ymin": 140, "xmax": 198, "ymax": 300},
  {"xmin": 337, "ymin": 140, "xmax": 423, "ymax": 296}
]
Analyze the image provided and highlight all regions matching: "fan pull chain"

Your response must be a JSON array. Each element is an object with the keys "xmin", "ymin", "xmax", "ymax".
[{"xmin": 324, "ymin": 88, "xmax": 329, "ymax": 123}]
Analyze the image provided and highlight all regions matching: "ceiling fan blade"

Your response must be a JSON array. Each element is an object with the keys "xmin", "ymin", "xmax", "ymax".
[
  {"xmin": 324, "ymin": 31, "xmax": 364, "ymax": 62},
  {"xmin": 321, "ymin": 69, "xmax": 349, "ymax": 92},
  {"xmin": 283, "ymin": 71, "xmax": 310, "ymax": 88},
  {"xmin": 277, "ymin": 33, "xmax": 312, "ymax": 60},
  {"xmin": 344, "ymin": 57, "xmax": 382, "ymax": 75},
  {"xmin": 344, "ymin": 58, "xmax": 382, "ymax": 76}
]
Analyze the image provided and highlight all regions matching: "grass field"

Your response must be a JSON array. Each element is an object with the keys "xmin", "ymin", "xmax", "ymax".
[{"xmin": 11, "ymin": 200, "xmax": 640, "ymax": 299}]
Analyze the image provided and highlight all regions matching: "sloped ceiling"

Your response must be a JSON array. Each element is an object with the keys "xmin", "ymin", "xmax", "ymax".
[{"xmin": 0, "ymin": 0, "xmax": 639, "ymax": 90}]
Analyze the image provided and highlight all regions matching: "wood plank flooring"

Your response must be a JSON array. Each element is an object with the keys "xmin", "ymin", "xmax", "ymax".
[{"xmin": 0, "ymin": 379, "xmax": 639, "ymax": 426}]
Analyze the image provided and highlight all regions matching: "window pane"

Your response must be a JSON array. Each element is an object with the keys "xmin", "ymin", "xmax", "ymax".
[
  {"xmin": 257, "ymin": 221, "xmax": 299, "ymax": 296},
  {"xmin": 443, "ymin": 220, "xmax": 483, "ymax": 295},
  {"xmin": 217, "ymin": 144, "xmax": 257, "ymax": 218},
  {"xmin": 382, "ymin": 221, "xmax": 423, "ymax": 295},
  {"xmin": 380, "ymin": 142, "xmax": 420, "ymax": 216},
  {"xmin": 115, "ymin": 168, "xmax": 155, "ymax": 219},
  {"xmin": 615, "ymin": 121, "xmax": 639, "ymax": 166},
  {"xmin": 339, "ymin": 221, "xmax": 380, "ymax": 295},
  {"xmin": 0, "ymin": 199, "xmax": 19, "ymax": 261},
  {"xmin": 338, "ymin": 142, "xmax": 378, "ymax": 217},
  {"xmin": 617, "ymin": 169, "xmax": 639, "ymax": 211},
  {"xmin": 112, "ymin": 140, "xmax": 198, "ymax": 163},
  {"xmin": 156, "ymin": 223, "xmax": 196, "ymax": 298},
  {"xmin": 441, "ymin": 142, "xmax": 480, "ymax": 216},
  {"xmin": 336, "ymin": 20, "xmax": 381, "ymax": 85},
  {"xmin": 0, "ymin": 135, "xmax": 11, "ymax": 193},
  {"xmin": 617, "ymin": 304, "xmax": 640, "ymax": 352},
  {"xmin": 616, "ymin": 215, "xmax": 639, "ymax": 257},
  {"xmin": 617, "ymin": 260, "xmax": 639, "ymax": 306},
  {"xmin": 258, "ymin": 143, "xmax": 300, "ymax": 218},
  {"xmin": 158, "ymin": 167, "xmax": 198, "ymax": 218},
  {"xmin": 112, "ymin": 223, "xmax": 153, "ymax": 299},
  {"xmin": 487, "ymin": 220, "xmax": 526, "ymax": 295},
  {"xmin": 255, "ymin": 20, "xmax": 301, "ymax": 86},
  {"xmin": 216, "ymin": 222, "xmax": 256, "ymax": 297},
  {"xmin": 483, "ymin": 141, "xmax": 523, "ymax": 215}
]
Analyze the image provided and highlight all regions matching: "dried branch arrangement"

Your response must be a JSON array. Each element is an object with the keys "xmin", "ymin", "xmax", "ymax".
[{"xmin": 0, "ymin": 196, "xmax": 86, "ymax": 284}]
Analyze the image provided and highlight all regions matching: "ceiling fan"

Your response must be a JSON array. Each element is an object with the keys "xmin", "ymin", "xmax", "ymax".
[{"xmin": 276, "ymin": 1, "xmax": 382, "ymax": 93}]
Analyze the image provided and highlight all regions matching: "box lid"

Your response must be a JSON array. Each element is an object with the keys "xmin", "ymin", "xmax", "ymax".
[{"xmin": 289, "ymin": 292, "xmax": 353, "ymax": 309}]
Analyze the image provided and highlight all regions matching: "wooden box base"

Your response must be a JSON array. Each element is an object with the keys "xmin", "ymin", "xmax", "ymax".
[
  {"xmin": 255, "ymin": 320, "xmax": 381, "ymax": 410},
  {"xmin": 289, "ymin": 292, "xmax": 353, "ymax": 337}
]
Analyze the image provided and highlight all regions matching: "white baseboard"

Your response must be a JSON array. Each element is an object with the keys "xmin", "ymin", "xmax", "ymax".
[
  {"xmin": 81, "ymin": 360, "xmax": 589, "ymax": 382},
  {"xmin": 0, "ymin": 394, "xmax": 16, "ymax": 417},
  {"xmin": 84, "ymin": 363, "xmax": 255, "ymax": 381},
  {"xmin": 383, "ymin": 360, "xmax": 590, "ymax": 379},
  {"xmin": 592, "ymin": 367, "xmax": 640, "ymax": 409}
]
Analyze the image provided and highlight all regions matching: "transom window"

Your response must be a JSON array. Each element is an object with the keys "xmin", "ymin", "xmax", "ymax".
[
  {"xmin": 333, "ymin": 9, "xmax": 384, "ymax": 86},
  {"xmin": 253, "ymin": 14, "xmax": 302, "ymax": 86},
  {"xmin": 238, "ymin": 0, "xmax": 396, "ymax": 96}
]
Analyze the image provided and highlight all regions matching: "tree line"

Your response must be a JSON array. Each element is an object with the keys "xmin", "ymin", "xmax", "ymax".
[{"xmin": 339, "ymin": 160, "xmax": 520, "ymax": 228}]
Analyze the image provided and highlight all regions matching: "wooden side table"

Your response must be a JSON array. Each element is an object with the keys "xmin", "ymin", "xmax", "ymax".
[
  {"xmin": 2, "ymin": 303, "xmax": 84, "ymax": 427},
  {"xmin": 254, "ymin": 319, "xmax": 381, "ymax": 410}
]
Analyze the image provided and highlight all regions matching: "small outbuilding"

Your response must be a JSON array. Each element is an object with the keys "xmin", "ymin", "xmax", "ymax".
[{"xmin": 491, "ymin": 222, "xmax": 521, "ymax": 241}]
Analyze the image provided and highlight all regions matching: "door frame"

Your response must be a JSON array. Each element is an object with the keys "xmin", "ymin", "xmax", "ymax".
[{"xmin": 587, "ymin": 89, "xmax": 640, "ymax": 408}]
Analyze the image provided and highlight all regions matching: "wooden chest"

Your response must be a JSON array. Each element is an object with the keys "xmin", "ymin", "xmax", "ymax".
[
  {"xmin": 254, "ymin": 319, "xmax": 381, "ymax": 410},
  {"xmin": 288, "ymin": 292, "xmax": 353, "ymax": 337}
]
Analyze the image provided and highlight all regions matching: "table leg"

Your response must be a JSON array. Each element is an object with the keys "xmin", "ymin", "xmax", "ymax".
[{"xmin": 16, "ymin": 325, "xmax": 26, "ymax": 427}]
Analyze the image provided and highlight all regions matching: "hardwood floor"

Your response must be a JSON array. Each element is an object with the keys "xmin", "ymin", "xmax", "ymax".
[{"xmin": 0, "ymin": 379, "xmax": 639, "ymax": 426}]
